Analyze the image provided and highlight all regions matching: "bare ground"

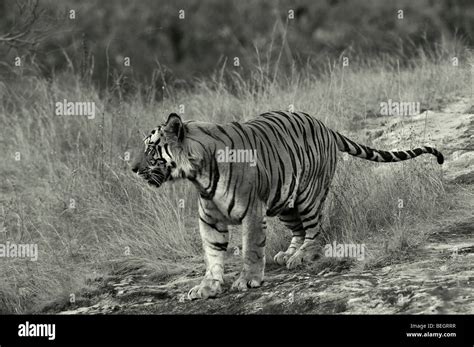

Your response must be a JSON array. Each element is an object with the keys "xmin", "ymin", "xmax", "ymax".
[{"xmin": 41, "ymin": 98, "xmax": 474, "ymax": 315}]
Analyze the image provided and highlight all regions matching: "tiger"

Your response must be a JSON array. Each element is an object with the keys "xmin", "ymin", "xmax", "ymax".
[{"xmin": 131, "ymin": 111, "xmax": 444, "ymax": 300}]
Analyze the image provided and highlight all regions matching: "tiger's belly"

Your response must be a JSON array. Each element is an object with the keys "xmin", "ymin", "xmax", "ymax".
[{"xmin": 209, "ymin": 165, "xmax": 302, "ymax": 223}]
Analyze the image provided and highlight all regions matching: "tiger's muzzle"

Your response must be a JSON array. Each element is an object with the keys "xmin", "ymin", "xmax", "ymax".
[{"xmin": 134, "ymin": 167, "xmax": 171, "ymax": 188}]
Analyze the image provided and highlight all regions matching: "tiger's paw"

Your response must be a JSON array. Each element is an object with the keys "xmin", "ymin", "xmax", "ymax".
[
  {"xmin": 231, "ymin": 273, "xmax": 263, "ymax": 292},
  {"xmin": 187, "ymin": 278, "xmax": 223, "ymax": 300},
  {"xmin": 273, "ymin": 251, "xmax": 292, "ymax": 266},
  {"xmin": 286, "ymin": 249, "xmax": 318, "ymax": 269}
]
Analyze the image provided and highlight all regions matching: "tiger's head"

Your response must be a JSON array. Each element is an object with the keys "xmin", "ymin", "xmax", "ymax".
[{"xmin": 132, "ymin": 113, "xmax": 193, "ymax": 188}]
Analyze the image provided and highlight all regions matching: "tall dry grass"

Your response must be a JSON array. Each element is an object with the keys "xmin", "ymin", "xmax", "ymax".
[{"xmin": 0, "ymin": 47, "xmax": 471, "ymax": 313}]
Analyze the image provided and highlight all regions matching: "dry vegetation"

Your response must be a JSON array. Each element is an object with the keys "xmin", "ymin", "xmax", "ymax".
[{"xmin": 0, "ymin": 46, "xmax": 471, "ymax": 313}]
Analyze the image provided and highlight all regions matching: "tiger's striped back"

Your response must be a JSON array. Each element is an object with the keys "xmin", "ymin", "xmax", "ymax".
[
  {"xmin": 184, "ymin": 111, "xmax": 338, "ymax": 222},
  {"xmin": 244, "ymin": 111, "xmax": 338, "ymax": 217}
]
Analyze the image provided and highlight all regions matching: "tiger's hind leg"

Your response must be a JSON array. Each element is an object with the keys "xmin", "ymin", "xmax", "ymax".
[
  {"xmin": 286, "ymin": 187, "xmax": 330, "ymax": 269},
  {"xmin": 274, "ymin": 208, "xmax": 306, "ymax": 266}
]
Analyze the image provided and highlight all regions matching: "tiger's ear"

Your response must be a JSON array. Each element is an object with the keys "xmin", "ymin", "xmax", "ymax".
[{"xmin": 164, "ymin": 113, "xmax": 185, "ymax": 142}]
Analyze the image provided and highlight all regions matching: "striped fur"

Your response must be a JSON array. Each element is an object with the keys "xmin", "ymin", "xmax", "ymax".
[{"xmin": 132, "ymin": 111, "xmax": 443, "ymax": 299}]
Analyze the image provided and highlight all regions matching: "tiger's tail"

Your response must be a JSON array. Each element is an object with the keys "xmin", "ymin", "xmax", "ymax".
[{"xmin": 330, "ymin": 130, "xmax": 444, "ymax": 164}]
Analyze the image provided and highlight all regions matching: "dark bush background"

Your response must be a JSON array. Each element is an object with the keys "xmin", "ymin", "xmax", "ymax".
[{"xmin": 0, "ymin": 0, "xmax": 473, "ymax": 89}]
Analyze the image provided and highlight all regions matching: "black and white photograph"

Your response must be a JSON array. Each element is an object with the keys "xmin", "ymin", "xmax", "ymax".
[{"xmin": 0, "ymin": 0, "xmax": 473, "ymax": 344}]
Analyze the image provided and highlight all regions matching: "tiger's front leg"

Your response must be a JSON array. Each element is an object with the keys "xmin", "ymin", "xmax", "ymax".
[
  {"xmin": 188, "ymin": 201, "xmax": 229, "ymax": 300},
  {"xmin": 231, "ymin": 202, "xmax": 266, "ymax": 291}
]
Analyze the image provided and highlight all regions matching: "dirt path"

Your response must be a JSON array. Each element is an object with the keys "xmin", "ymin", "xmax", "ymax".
[
  {"xmin": 366, "ymin": 96, "xmax": 474, "ymax": 183},
  {"xmin": 44, "ymin": 97, "xmax": 473, "ymax": 315}
]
